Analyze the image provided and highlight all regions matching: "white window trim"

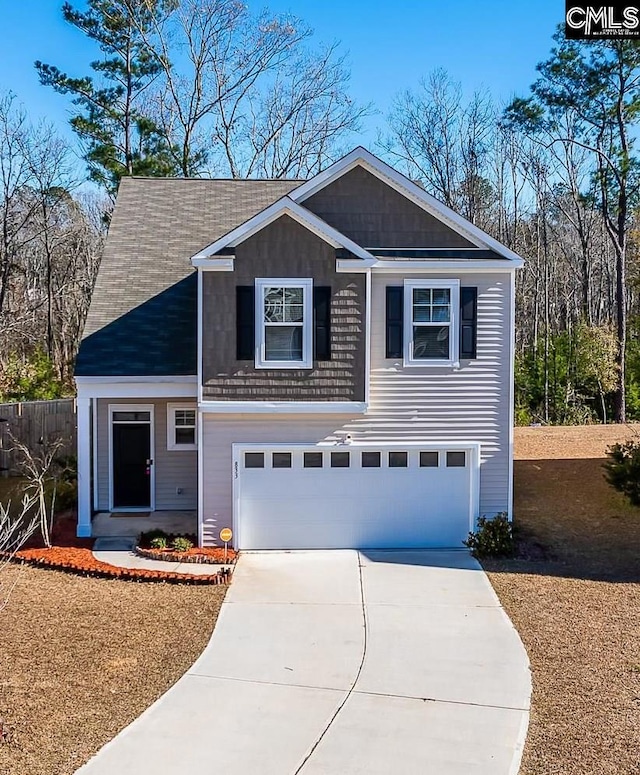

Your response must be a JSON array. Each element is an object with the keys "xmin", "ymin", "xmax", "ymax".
[
  {"xmin": 255, "ymin": 278, "xmax": 313, "ymax": 369},
  {"xmin": 403, "ymin": 279, "xmax": 460, "ymax": 368},
  {"xmin": 167, "ymin": 403, "xmax": 198, "ymax": 451}
]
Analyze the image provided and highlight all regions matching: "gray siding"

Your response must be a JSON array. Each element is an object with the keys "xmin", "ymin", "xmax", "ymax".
[
  {"xmin": 202, "ymin": 215, "xmax": 366, "ymax": 401},
  {"xmin": 96, "ymin": 398, "xmax": 198, "ymax": 511},
  {"xmin": 200, "ymin": 271, "xmax": 512, "ymax": 545},
  {"xmin": 304, "ymin": 166, "xmax": 475, "ymax": 248}
]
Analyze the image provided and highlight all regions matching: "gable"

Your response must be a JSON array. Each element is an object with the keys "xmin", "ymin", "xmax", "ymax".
[{"xmin": 303, "ymin": 166, "xmax": 475, "ymax": 249}]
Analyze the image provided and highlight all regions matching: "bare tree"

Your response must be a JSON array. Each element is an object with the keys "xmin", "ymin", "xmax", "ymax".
[
  {"xmin": 0, "ymin": 93, "xmax": 105, "ymax": 392},
  {"xmin": 129, "ymin": 0, "xmax": 369, "ymax": 177},
  {"xmin": 8, "ymin": 429, "xmax": 67, "ymax": 549},
  {"xmin": 382, "ymin": 69, "xmax": 495, "ymax": 226},
  {"xmin": 0, "ymin": 495, "xmax": 38, "ymax": 613}
]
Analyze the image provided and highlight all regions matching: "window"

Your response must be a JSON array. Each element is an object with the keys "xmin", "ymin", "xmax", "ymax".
[
  {"xmin": 255, "ymin": 278, "xmax": 313, "ymax": 368},
  {"xmin": 304, "ymin": 452, "xmax": 323, "ymax": 468},
  {"xmin": 167, "ymin": 404, "xmax": 196, "ymax": 450},
  {"xmin": 420, "ymin": 451, "xmax": 439, "ymax": 468},
  {"xmin": 446, "ymin": 451, "xmax": 466, "ymax": 467},
  {"xmin": 331, "ymin": 451, "xmax": 350, "ymax": 468},
  {"xmin": 272, "ymin": 452, "xmax": 292, "ymax": 469},
  {"xmin": 245, "ymin": 452, "xmax": 265, "ymax": 468},
  {"xmin": 389, "ymin": 451, "xmax": 408, "ymax": 468},
  {"xmin": 362, "ymin": 451, "xmax": 381, "ymax": 468},
  {"xmin": 112, "ymin": 411, "xmax": 151, "ymax": 422},
  {"xmin": 404, "ymin": 279, "xmax": 459, "ymax": 366}
]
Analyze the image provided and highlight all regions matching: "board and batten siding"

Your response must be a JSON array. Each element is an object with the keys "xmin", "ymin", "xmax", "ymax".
[
  {"xmin": 201, "ymin": 271, "xmax": 512, "ymax": 545},
  {"xmin": 96, "ymin": 398, "xmax": 198, "ymax": 511}
]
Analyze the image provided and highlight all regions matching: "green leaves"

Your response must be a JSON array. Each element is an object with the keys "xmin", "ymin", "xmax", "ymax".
[{"xmin": 35, "ymin": 0, "xmax": 179, "ymax": 193}]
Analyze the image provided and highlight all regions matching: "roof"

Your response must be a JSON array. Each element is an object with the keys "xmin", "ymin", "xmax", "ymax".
[{"xmin": 75, "ymin": 177, "xmax": 301, "ymax": 376}]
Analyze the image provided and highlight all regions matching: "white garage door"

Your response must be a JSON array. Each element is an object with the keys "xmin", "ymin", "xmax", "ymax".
[{"xmin": 234, "ymin": 444, "xmax": 478, "ymax": 550}]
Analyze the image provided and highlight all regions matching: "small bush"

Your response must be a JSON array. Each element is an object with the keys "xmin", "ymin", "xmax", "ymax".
[
  {"xmin": 464, "ymin": 513, "xmax": 514, "ymax": 559},
  {"xmin": 604, "ymin": 440, "xmax": 640, "ymax": 505},
  {"xmin": 150, "ymin": 536, "xmax": 167, "ymax": 550},
  {"xmin": 171, "ymin": 536, "xmax": 194, "ymax": 553}
]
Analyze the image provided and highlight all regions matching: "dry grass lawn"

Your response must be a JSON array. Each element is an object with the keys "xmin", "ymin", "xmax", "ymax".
[
  {"xmin": 486, "ymin": 425, "xmax": 640, "ymax": 775},
  {"xmin": 0, "ymin": 567, "xmax": 225, "ymax": 774}
]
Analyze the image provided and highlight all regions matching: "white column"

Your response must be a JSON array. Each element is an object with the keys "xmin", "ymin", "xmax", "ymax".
[{"xmin": 76, "ymin": 397, "xmax": 92, "ymax": 537}]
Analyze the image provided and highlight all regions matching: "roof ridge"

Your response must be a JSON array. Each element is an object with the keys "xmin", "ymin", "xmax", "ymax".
[{"xmin": 123, "ymin": 176, "xmax": 305, "ymax": 183}]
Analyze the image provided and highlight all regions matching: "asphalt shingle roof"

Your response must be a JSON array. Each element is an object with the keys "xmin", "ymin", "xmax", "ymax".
[{"xmin": 75, "ymin": 177, "xmax": 301, "ymax": 376}]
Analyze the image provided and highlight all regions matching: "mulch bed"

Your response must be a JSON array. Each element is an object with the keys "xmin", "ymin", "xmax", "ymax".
[
  {"xmin": 135, "ymin": 545, "xmax": 237, "ymax": 564},
  {"xmin": 11, "ymin": 513, "xmax": 232, "ymax": 585},
  {"xmin": 484, "ymin": 425, "xmax": 640, "ymax": 775},
  {"xmin": 0, "ymin": 564, "xmax": 226, "ymax": 775}
]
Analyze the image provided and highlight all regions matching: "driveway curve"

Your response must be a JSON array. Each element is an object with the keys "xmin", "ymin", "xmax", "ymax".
[{"xmin": 76, "ymin": 550, "xmax": 531, "ymax": 775}]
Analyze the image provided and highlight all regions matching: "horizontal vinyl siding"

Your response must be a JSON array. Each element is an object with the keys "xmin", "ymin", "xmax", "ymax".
[
  {"xmin": 202, "ymin": 416, "xmax": 351, "ymax": 545},
  {"xmin": 339, "ymin": 273, "xmax": 511, "ymax": 517},
  {"xmin": 96, "ymin": 398, "xmax": 198, "ymax": 511}
]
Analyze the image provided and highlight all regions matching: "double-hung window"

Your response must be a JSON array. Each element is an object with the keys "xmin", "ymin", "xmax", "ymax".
[
  {"xmin": 167, "ymin": 404, "xmax": 197, "ymax": 450},
  {"xmin": 255, "ymin": 278, "xmax": 313, "ymax": 369},
  {"xmin": 404, "ymin": 279, "xmax": 459, "ymax": 366}
]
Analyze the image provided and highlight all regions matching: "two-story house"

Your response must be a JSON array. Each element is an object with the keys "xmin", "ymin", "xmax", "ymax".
[{"xmin": 74, "ymin": 147, "xmax": 523, "ymax": 550}]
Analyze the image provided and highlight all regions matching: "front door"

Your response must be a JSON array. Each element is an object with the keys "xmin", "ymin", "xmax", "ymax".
[{"xmin": 111, "ymin": 410, "xmax": 152, "ymax": 509}]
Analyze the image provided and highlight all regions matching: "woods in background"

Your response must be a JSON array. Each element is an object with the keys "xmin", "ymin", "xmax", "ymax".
[
  {"xmin": 2, "ymin": 5, "xmax": 640, "ymax": 425},
  {"xmin": 385, "ymin": 36, "xmax": 640, "ymax": 424}
]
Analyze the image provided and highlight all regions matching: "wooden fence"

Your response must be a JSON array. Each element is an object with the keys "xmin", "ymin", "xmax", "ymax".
[{"xmin": 0, "ymin": 399, "xmax": 77, "ymax": 474}]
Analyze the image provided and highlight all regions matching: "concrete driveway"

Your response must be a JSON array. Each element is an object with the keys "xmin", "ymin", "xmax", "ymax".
[{"xmin": 76, "ymin": 550, "xmax": 531, "ymax": 775}]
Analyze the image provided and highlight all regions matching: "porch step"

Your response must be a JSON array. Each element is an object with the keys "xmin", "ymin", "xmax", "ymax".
[{"xmin": 93, "ymin": 537, "xmax": 137, "ymax": 552}]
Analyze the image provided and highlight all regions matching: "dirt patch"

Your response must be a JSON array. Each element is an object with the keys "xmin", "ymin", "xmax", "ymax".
[
  {"xmin": 484, "ymin": 425, "xmax": 640, "ymax": 775},
  {"xmin": 0, "ymin": 565, "xmax": 226, "ymax": 775}
]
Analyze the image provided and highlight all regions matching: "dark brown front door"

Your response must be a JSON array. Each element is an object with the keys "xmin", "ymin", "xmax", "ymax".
[{"xmin": 112, "ymin": 422, "xmax": 151, "ymax": 508}]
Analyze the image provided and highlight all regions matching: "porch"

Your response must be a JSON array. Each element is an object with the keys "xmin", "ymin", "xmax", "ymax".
[{"xmin": 91, "ymin": 510, "xmax": 198, "ymax": 540}]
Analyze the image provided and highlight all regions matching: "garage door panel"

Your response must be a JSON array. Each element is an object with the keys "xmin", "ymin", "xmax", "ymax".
[{"xmin": 236, "ymin": 445, "xmax": 475, "ymax": 550}]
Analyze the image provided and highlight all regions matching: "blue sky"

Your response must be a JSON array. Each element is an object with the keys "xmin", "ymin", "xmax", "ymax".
[{"xmin": 0, "ymin": 0, "xmax": 562, "ymax": 149}]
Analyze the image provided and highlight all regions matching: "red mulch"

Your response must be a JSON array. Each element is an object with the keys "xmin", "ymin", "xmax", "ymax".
[
  {"xmin": 136, "ymin": 545, "xmax": 238, "ymax": 564},
  {"xmin": 13, "ymin": 512, "xmax": 231, "ymax": 585}
]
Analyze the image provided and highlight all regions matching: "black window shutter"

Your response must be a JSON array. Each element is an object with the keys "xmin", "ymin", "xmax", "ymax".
[
  {"xmin": 459, "ymin": 287, "xmax": 478, "ymax": 359},
  {"xmin": 236, "ymin": 286, "xmax": 255, "ymax": 360},
  {"xmin": 313, "ymin": 286, "xmax": 331, "ymax": 360},
  {"xmin": 386, "ymin": 286, "xmax": 404, "ymax": 358}
]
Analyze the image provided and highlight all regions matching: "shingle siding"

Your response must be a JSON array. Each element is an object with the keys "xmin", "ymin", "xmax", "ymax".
[
  {"xmin": 201, "ymin": 215, "xmax": 366, "ymax": 401},
  {"xmin": 304, "ymin": 166, "xmax": 475, "ymax": 248}
]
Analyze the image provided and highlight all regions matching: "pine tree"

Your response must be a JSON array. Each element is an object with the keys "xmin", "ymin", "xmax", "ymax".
[{"xmin": 36, "ymin": 0, "xmax": 178, "ymax": 193}]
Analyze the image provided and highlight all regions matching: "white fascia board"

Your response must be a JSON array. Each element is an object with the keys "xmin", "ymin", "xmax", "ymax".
[
  {"xmin": 75, "ymin": 376, "xmax": 197, "ymax": 400},
  {"xmin": 369, "ymin": 259, "xmax": 523, "ymax": 273},
  {"xmin": 190, "ymin": 197, "xmax": 374, "ymax": 263},
  {"xmin": 192, "ymin": 257, "xmax": 234, "ymax": 271},
  {"xmin": 336, "ymin": 258, "xmax": 378, "ymax": 273},
  {"xmin": 199, "ymin": 401, "xmax": 367, "ymax": 414},
  {"xmin": 290, "ymin": 147, "xmax": 525, "ymax": 264}
]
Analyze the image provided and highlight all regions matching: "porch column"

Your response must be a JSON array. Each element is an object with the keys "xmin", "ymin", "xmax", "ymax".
[{"xmin": 76, "ymin": 397, "xmax": 92, "ymax": 537}]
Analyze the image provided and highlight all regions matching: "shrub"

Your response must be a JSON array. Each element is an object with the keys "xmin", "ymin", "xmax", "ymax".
[
  {"xmin": 464, "ymin": 513, "xmax": 514, "ymax": 559},
  {"xmin": 150, "ymin": 536, "xmax": 167, "ymax": 550},
  {"xmin": 171, "ymin": 536, "xmax": 193, "ymax": 553},
  {"xmin": 604, "ymin": 440, "xmax": 640, "ymax": 505}
]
